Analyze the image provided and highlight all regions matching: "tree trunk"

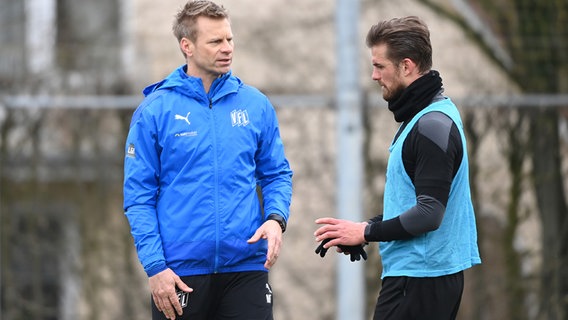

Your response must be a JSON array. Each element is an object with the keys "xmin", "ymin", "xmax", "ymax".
[{"xmin": 530, "ymin": 109, "xmax": 568, "ymax": 320}]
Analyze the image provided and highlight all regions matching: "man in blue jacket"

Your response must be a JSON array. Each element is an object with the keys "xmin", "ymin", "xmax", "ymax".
[
  {"xmin": 123, "ymin": 1, "xmax": 293, "ymax": 319},
  {"xmin": 314, "ymin": 16, "xmax": 480, "ymax": 319}
]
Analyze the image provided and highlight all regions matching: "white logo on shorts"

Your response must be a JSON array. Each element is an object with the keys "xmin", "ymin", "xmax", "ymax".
[{"xmin": 265, "ymin": 283, "xmax": 273, "ymax": 304}]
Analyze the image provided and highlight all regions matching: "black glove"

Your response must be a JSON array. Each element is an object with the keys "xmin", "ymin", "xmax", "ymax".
[
  {"xmin": 315, "ymin": 238, "xmax": 332, "ymax": 257},
  {"xmin": 339, "ymin": 244, "xmax": 367, "ymax": 261},
  {"xmin": 315, "ymin": 238, "xmax": 367, "ymax": 261}
]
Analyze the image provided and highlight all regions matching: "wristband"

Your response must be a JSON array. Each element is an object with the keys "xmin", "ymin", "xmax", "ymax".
[{"xmin": 267, "ymin": 214, "xmax": 286, "ymax": 233}]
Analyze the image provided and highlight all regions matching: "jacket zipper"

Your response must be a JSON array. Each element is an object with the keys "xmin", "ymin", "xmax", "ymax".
[{"xmin": 209, "ymin": 97, "xmax": 220, "ymax": 273}]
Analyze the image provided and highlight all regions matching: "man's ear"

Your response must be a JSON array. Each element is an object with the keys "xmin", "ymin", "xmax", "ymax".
[
  {"xmin": 400, "ymin": 58, "xmax": 418, "ymax": 76},
  {"xmin": 180, "ymin": 37, "xmax": 194, "ymax": 57}
]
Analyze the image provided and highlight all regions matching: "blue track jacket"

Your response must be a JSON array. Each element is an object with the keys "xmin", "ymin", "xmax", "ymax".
[{"xmin": 123, "ymin": 65, "xmax": 293, "ymax": 277}]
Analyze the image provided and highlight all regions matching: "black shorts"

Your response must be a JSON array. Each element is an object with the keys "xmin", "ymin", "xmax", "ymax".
[
  {"xmin": 152, "ymin": 271, "xmax": 273, "ymax": 320},
  {"xmin": 373, "ymin": 271, "xmax": 464, "ymax": 320}
]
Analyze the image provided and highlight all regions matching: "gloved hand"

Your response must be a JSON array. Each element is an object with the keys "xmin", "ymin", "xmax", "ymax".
[{"xmin": 315, "ymin": 238, "xmax": 367, "ymax": 261}]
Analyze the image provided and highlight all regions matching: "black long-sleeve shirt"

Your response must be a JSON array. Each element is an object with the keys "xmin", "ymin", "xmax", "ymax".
[{"xmin": 364, "ymin": 109, "xmax": 463, "ymax": 242}]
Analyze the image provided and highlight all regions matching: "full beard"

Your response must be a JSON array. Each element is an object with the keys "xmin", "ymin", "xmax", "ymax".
[{"xmin": 383, "ymin": 82, "xmax": 405, "ymax": 103}]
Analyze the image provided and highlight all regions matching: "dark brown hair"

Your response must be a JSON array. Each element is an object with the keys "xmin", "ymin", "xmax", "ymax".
[{"xmin": 366, "ymin": 16, "xmax": 432, "ymax": 73}]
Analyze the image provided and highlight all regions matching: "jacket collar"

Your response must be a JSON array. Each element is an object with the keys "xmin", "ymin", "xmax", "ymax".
[{"xmin": 143, "ymin": 65, "xmax": 241, "ymax": 103}]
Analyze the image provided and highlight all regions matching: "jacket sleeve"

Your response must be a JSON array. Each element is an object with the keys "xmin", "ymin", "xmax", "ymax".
[
  {"xmin": 255, "ymin": 98, "xmax": 293, "ymax": 221},
  {"xmin": 123, "ymin": 100, "xmax": 167, "ymax": 277}
]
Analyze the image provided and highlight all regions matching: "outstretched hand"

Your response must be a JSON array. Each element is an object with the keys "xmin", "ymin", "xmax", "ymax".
[
  {"xmin": 247, "ymin": 219, "xmax": 283, "ymax": 269},
  {"xmin": 314, "ymin": 217, "xmax": 368, "ymax": 262}
]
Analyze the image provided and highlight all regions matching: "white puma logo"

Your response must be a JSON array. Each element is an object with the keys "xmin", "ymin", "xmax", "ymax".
[{"xmin": 175, "ymin": 112, "xmax": 191, "ymax": 125}]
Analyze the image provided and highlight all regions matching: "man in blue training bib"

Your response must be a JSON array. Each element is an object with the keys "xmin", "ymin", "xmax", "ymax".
[{"xmin": 314, "ymin": 16, "xmax": 481, "ymax": 320}]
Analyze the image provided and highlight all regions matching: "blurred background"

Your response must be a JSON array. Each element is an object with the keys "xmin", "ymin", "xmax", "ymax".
[{"xmin": 1, "ymin": 0, "xmax": 567, "ymax": 319}]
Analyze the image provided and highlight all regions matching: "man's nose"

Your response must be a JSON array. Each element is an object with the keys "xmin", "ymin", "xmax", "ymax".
[
  {"xmin": 372, "ymin": 69, "xmax": 381, "ymax": 81},
  {"xmin": 221, "ymin": 40, "xmax": 233, "ymax": 53}
]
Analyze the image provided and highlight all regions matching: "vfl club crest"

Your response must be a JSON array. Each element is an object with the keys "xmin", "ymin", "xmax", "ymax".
[{"xmin": 230, "ymin": 109, "xmax": 249, "ymax": 127}]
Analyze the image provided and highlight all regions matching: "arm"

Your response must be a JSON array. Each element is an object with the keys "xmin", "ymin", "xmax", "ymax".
[
  {"xmin": 247, "ymin": 98, "xmax": 293, "ymax": 269},
  {"xmin": 364, "ymin": 195, "xmax": 445, "ymax": 241},
  {"xmin": 123, "ymin": 101, "xmax": 167, "ymax": 276},
  {"xmin": 255, "ymin": 99, "xmax": 293, "ymax": 221}
]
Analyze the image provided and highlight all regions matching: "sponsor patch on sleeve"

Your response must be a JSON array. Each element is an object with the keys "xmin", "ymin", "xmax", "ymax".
[{"xmin": 127, "ymin": 143, "xmax": 136, "ymax": 158}]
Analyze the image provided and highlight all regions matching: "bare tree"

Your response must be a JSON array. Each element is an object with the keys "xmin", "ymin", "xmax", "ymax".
[
  {"xmin": 439, "ymin": 0, "xmax": 568, "ymax": 318},
  {"xmin": 476, "ymin": 1, "xmax": 568, "ymax": 318}
]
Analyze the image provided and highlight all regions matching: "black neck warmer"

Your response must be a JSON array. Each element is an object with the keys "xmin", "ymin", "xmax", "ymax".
[{"xmin": 388, "ymin": 70, "xmax": 443, "ymax": 123}]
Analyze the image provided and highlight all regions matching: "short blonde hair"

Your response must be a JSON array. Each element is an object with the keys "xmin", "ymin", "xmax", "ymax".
[{"xmin": 172, "ymin": 0, "xmax": 229, "ymax": 43}]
